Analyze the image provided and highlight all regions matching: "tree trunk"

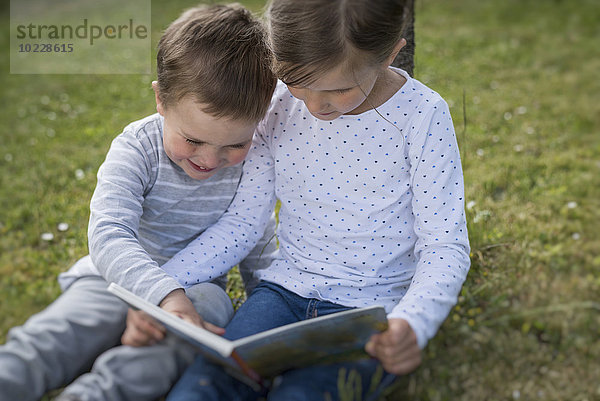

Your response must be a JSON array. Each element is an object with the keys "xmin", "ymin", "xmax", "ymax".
[{"xmin": 392, "ymin": 0, "xmax": 415, "ymax": 77}]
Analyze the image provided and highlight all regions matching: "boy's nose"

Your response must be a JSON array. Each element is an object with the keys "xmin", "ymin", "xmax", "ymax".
[{"xmin": 195, "ymin": 148, "xmax": 221, "ymax": 169}]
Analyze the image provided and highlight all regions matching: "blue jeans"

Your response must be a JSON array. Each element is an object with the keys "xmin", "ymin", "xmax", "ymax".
[{"xmin": 167, "ymin": 281, "xmax": 396, "ymax": 401}]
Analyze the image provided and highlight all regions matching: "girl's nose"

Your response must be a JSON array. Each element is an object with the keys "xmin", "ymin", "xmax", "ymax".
[{"xmin": 304, "ymin": 91, "xmax": 328, "ymax": 113}]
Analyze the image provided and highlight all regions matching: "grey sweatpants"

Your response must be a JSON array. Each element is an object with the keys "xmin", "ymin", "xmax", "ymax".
[{"xmin": 0, "ymin": 276, "xmax": 233, "ymax": 401}]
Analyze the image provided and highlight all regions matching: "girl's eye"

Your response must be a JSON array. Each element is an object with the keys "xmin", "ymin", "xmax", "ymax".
[
  {"xmin": 336, "ymin": 88, "xmax": 351, "ymax": 94},
  {"xmin": 186, "ymin": 138, "xmax": 202, "ymax": 146},
  {"xmin": 229, "ymin": 143, "xmax": 249, "ymax": 149}
]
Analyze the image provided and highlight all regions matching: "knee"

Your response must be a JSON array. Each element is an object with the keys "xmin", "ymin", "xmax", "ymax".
[
  {"xmin": 268, "ymin": 375, "xmax": 331, "ymax": 401},
  {"xmin": 185, "ymin": 283, "xmax": 234, "ymax": 327}
]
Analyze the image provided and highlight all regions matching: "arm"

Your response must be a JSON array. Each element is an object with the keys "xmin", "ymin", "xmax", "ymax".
[
  {"xmin": 88, "ymin": 125, "xmax": 183, "ymax": 305},
  {"xmin": 160, "ymin": 126, "xmax": 277, "ymax": 286},
  {"xmin": 238, "ymin": 211, "xmax": 278, "ymax": 295},
  {"xmin": 367, "ymin": 99, "xmax": 470, "ymax": 372}
]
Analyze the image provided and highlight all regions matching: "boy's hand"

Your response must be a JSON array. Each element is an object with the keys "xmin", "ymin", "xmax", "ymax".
[
  {"xmin": 122, "ymin": 309, "xmax": 166, "ymax": 346},
  {"xmin": 365, "ymin": 318, "xmax": 421, "ymax": 375},
  {"xmin": 159, "ymin": 288, "xmax": 225, "ymax": 336}
]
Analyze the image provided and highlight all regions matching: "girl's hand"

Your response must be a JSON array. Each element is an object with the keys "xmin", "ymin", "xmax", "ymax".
[
  {"xmin": 158, "ymin": 288, "xmax": 225, "ymax": 335},
  {"xmin": 365, "ymin": 318, "xmax": 422, "ymax": 375},
  {"xmin": 121, "ymin": 308, "xmax": 166, "ymax": 346}
]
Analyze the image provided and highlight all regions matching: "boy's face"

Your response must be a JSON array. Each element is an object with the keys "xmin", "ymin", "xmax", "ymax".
[{"xmin": 154, "ymin": 83, "xmax": 256, "ymax": 180}]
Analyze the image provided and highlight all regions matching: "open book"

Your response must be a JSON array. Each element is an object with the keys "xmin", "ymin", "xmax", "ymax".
[{"xmin": 108, "ymin": 283, "xmax": 387, "ymax": 387}]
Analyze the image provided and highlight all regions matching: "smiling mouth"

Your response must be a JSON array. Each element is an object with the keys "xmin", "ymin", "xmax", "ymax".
[{"xmin": 187, "ymin": 159, "xmax": 215, "ymax": 172}]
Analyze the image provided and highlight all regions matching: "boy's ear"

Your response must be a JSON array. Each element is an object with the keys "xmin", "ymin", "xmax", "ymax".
[
  {"xmin": 152, "ymin": 81, "xmax": 165, "ymax": 116},
  {"xmin": 384, "ymin": 38, "xmax": 407, "ymax": 68}
]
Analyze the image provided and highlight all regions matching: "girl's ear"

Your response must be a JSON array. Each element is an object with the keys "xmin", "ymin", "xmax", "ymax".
[
  {"xmin": 384, "ymin": 38, "xmax": 408, "ymax": 68},
  {"xmin": 152, "ymin": 81, "xmax": 165, "ymax": 116}
]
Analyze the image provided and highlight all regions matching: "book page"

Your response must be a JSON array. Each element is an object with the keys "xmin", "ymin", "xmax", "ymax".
[{"xmin": 232, "ymin": 306, "xmax": 388, "ymax": 378}]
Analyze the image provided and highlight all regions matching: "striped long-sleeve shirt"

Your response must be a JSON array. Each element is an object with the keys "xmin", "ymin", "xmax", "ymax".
[{"xmin": 58, "ymin": 113, "xmax": 277, "ymax": 304}]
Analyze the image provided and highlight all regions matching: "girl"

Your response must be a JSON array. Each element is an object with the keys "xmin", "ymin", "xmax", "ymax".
[{"xmin": 138, "ymin": 0, "xmax": 470, "ymax": 399}]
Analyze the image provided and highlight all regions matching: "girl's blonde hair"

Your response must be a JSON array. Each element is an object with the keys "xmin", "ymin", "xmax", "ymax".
[{"xmin": 267, "ymin": 0, "xmax": 411, "ymax": 86}]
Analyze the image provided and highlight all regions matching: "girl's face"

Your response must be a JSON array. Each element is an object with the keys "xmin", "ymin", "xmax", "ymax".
[{"xmin": 286, "ymin": 62, "xmax": 382, "ymax": 121}]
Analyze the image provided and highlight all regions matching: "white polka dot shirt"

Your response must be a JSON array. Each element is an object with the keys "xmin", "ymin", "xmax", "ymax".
[{"xmin": 162, "ymin": 68, "xmax": 471, "ymax": 348}]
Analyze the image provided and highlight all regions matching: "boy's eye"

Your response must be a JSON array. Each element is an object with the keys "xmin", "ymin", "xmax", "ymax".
[
  {"xmin": 186, "ymin": 138, "xmax": 202, "ymax": 146},
  {"xmin": 336, "ymin": 88, "xmax": 351, "ymax": 94}
]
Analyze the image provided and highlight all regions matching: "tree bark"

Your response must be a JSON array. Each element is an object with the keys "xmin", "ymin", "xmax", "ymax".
[{"xmin": 391, "ymin": 0, "xmax": 415, "ymax": 77}]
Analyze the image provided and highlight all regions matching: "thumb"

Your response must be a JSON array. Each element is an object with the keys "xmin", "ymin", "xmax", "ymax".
[{"xmin": 365, "ymin": 333, "xmax": 381, "ymax": 356}]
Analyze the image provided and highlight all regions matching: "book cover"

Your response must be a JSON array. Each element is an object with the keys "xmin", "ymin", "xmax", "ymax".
[{"xmin": 108, "ymin": 283, "xmax": 388, "ymax": 384}]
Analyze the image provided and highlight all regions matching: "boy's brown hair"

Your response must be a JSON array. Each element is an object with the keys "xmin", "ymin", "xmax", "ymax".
[{"xmin": 157, "ymin": 3, "xmax": 275, "ymax": 123}]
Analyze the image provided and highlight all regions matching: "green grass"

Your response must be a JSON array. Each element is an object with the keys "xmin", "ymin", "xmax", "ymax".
[{"xmin": 1, "ymin": 0, "xmax": 599, "ymax": 400}]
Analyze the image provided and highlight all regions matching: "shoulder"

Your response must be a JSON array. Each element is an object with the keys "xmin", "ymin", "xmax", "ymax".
[
  {"xmin": 103, "ymin": 114, "xmax": 164, "ymax": 178},
  {"xmin": 391, "ymin": 68, "xmax": 447, "ymax": 112},
  {"xmin": 120, "ymin": 113, "xmax": 163, "ymax": 145},
  {"xmin": 258, "ymin": 81, "xmax": 309, "ymax": 135}
]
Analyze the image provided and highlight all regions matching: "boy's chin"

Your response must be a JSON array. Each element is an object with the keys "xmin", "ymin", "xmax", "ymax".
[{"xmin": 187, "ymin": 170, "xmax": 217, "ymax": 180}]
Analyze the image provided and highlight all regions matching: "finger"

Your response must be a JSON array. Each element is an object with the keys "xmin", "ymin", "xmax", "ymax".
[
  {"xmin": 135, "ymin": 316, "xmax": 166, "ymax": 341},
  {"xmin": 203, "ymin": 322, "xmax": 226, "ymax": 335},
  {"xmin": 382, "ymin": 349, "xmax": 422, "ymax": 375},
  {"xmin": 365, "ymin": 333, "xmax": 382, "ymax": 356},
  {"xmin": 122, "ymin": 326, "xmax": 154, "ymax": 347},
  {"xmin": 377, "ymin": 341, "xmax": 421, "ymax": 372},
  {"xmin": 132, "ymin": 310, "xmax": 166, "ymax": 333}
]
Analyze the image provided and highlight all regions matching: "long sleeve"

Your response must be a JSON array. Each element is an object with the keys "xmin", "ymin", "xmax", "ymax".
[
  {"xmin": 238, "ymin": 212, "xmax": 279, "ymax": 294},
  {"xmin": 388, "ymin": 99, "xmax": 470, "ymax": 348},
  {"xmin": 89, "ymin": 124, "xmax": 183, "ymax": 304},
  {"xmin": 160, "ymin": 128, "xmax": 278, "ymax": 287}
]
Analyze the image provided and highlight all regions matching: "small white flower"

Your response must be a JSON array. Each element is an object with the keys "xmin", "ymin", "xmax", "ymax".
[
  {"xmin": 572, "ymin": 233, "xmax": 581, "ymax": 240},
  {"xmin": 514, "ymin": 144, "xmax": 523, "ymax": 152},
  {"xmin": 473, "ymin": 210, "xmax": 492, "ymax": 223},
  {"xmin": 492, "ymin": 135, "xmax": 500, "ymax": 143},
  {"xmin": 476, "ymin": 149, "xmax": 485, "ymax": 157},
  {"xmin": 59, "ymin": 93, "xmax": 69, "ymax": 102},
  {"xmin": 47, "ymin": 112, "xmax": 56, "ymax": 121},
  {"xmin": 490, "ymin": 81, "xmax": 499, "ymax": 90},
  {"xmin": 40, "ymin": 95, "xmax": 50, "ymax": 105},
  {"xmin": 516, "ymin": 106, "xmax": 527, "ymax": 115},
  {"xmin": 46, "ymin": 128, "xmax": 56, "ymax": 138},
  {"xmin": 4, "ymin": 154, "xmax": 13, "ymax": 162},
  {"xmin": 75, "ymin": 169, "xmax": 85, "ymax": 180},
  {"xmin": 567, "ymin": 201, "xmax": 577, "ymax": 209},
  {"xmin": 526, "ymin": 126, "xmax": 535, "ymax": 135},
  {"xmin": 512, "ymin": 390, "xmax": 521, "ymax": 400},
  {"xmin": 58, "ymin": 223, "xmax": 69, "ymax": 232},
  {"xmin": 472, "ymin": 96, "xmax": 481, "ymax": 105},
  {"xmin": 466, "ymin": 201, "xmax": 476, "ymax": 210},
  {"xmin": 504, "ymin": 112, "xmax": 513, "ymax": 121},
  {"xmin": 41, "ymin": 232, "xmax": 54, "ymax": 241}
]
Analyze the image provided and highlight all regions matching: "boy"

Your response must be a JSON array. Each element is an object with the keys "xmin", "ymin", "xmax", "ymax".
[{"xmin": 0, "ymin": 4, "xmax": 276, "ymax": 401}]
